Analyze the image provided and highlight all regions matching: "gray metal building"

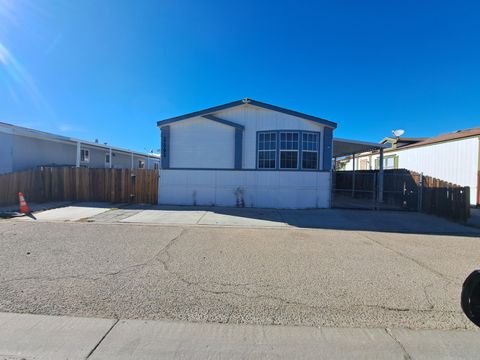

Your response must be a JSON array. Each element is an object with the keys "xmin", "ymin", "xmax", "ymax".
[{"xmin": 0, "ymin": 122, "xmax": 160, "ymax": 174}]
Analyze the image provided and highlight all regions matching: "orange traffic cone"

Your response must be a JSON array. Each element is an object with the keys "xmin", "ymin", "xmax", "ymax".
[{"xmin": 18, "ymin": 192, "xmax": 30, "ymax": 214}]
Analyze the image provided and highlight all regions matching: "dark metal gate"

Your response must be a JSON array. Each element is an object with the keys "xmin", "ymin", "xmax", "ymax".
[{"xmin": 332, "ymin": 169, "xmax": 420, "ymax": 211}]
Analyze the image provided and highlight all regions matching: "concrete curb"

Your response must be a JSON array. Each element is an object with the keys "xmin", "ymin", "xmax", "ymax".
[{"xmin": 0, "ymin": 312, "xmax": 479, "ymax": 360}]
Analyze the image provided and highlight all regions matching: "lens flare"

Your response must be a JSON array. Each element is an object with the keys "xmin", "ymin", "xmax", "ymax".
[{"xmin": 0, "ymin": 0, "xmax": 54, "ymax": 117}]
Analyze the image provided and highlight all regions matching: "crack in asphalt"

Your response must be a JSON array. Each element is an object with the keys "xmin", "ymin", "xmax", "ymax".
[
  {"xmin": 152, "ymin": 228, "xmax": 459, "ymax": 316},
  {"xmin": 0, "ymin": 225, "xmax": 463, "ymax": 321},
  {"xmin": 0, "ymin": 228, "xmax": 188, "ymax": 286},
  {"xmin": 157, "ymin": 241, "xmax": 461, "ymax": 315},
  {"xmin": 355, "ymin": 231, "xmax": 456, "ymax": 311},
  {"xmin": 422, "ymin": 283, "xmax": 435, "ymax": 309},
  {"xmin": 356, "ymin": 231, "xmax": 457, "ymax": 283}
]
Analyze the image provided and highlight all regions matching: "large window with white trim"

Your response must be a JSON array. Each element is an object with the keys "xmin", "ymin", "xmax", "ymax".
[
  {"xmin": 256, "ymin": 130, "xmax": 321, "ymax": 170},
  {"xmin": 257, "ymin": 132, "xmax": 277, "ymax": 169},
  {"xmin": 301, "ymin": 132, "xmax": 319, "ymax": 169},
  {"xmin": 279, "ymin": 132, "xmax": 299, "ymax": 169}
]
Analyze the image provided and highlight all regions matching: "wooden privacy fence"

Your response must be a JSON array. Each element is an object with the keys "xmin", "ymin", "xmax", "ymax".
[
  {"xmin": 333, "ymin": 169, "xmax": 470, "ymax": 223},
  {"xmin": 420, "ymin": 174, "xmax": 470, "ymax": 223},
  {"xmin": 0, "ymin": 167, "xmax": 159, "ymax": 206}
]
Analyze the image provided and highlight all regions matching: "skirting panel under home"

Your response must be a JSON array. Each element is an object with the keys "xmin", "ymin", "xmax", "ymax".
[{"xmin": 158, "ymin": 169, "xmax": 331, "ymax": 209}]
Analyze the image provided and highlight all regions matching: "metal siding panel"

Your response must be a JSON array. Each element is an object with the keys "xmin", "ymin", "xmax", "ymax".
[
  {"xmin": 354, "ymin": 137, "xmax": 479, "ymax": 204},
  {"xmin": 0, "ymin": 132, "xmax": 13, "ymax": 174},
  {"xmin": 158, "ymin": 169, "xmax": 331, "ymax": 208},
  {"xmin": 11, "ymin": 135, "xmax": 77, "ymax": 171},
  {"xmin": 396, "ymin": 138, "xmax": 478, "ymax": 204}
]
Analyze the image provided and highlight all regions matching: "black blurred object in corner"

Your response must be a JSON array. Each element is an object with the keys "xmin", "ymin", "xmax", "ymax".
[{"xmin": 461, "ymin": 270, "xmax": 480, "ymax": 328}]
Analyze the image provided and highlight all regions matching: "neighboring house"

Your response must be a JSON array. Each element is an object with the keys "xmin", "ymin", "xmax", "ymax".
[
  {"xmin": 157, "ymin": 98, "xmax": 337, "ymax": 209},
  {"xmin": 0, "ymin": 122, "xmax": 160, "ymax": 174},
  {"xmin": 337, "ymin": 128, "xmax": 480, "ymax": 205}
]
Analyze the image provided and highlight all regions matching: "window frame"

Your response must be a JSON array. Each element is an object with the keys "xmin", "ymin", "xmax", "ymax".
[
  {"xmin": 256, "ymin": 130, "xmax": 322, "ymax": 171},
  {"xmin": 300, "ymin": 131, "xmax": 320, "ymax": 170},
  {"xmin": 138, "ymin": 160, "xmax": 145, "ymax": 169},
  {"xmin": 383, "ymin": 155, "xmax": 398, "ymax": 170},
  {"xmin": 279, "ymin": 131, "xmax": 300, "ymax": 170},
  {"xmin": 80, "ymin": 149, "xmax": 90, "ymax": 163},
  {"xmin": 257, "ymin": 131, "xmax": 278, "ymax": 170}
]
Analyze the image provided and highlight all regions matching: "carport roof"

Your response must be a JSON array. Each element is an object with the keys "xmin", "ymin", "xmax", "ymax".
[{"xmin": 333, "ymin": 138, "xmax": 388, "ymax": 157}]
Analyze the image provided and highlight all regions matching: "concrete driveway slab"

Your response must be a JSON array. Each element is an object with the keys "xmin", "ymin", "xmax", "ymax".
[
  {"xmin": 17, "ymin": 203, "xmax": 113, "ymax": 222},
  {"xmin": 198, "ymin": 208, "xmax": 287, "ymax": 227},
  {"xmin": 279, "ymin": 208, "xmax": 480, "ymax": 234},
  {"xmin": 0, "ymin": 312, "xmax": 115, "ymax": 360},
  {"xmin": 0, "ymin": 201, "xmax": 72, "ymax": 213},
  {"xmin": 120, "ymin": 209, "xmax": 207, "ymax": 224},
  {"xmin": 90, "ymin": 319, "xmax": 405, "ymax": 360},
  {"xmin": 390, "ymin": 328, "xmax": 480, "ymax": 360}
]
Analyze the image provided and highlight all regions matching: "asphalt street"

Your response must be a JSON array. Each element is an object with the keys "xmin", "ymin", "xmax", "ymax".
[{"xmin": 1, "ymin": 213, "xmax": 479, "ymax": 330}]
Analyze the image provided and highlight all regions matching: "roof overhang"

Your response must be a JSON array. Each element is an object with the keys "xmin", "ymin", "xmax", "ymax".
[
  {"xmin": 333, "ymin": 137, "xmax": 388, "ymax": 158},
  {"xmin": 157, "ymin": 98, "xmax": 337, "ymax": 129}
]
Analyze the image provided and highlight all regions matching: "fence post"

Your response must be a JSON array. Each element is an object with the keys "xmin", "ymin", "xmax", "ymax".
[
  {"xmin": 378, "ymin": 149, "xmax": 384, "ymax": 203},
  {"xmin": 352, "ymin": 153, "xmax": 356, "ymax": 198},
  {"xmin": 417, "ymin": 173, "xmax": 423, "ymax": 212}
]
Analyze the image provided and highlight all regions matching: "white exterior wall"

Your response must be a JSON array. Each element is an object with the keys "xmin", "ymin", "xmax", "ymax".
[
  {"xmin": 159, "ymin": 169, "xmax": 331, "ymax": 209},
  {"xmin": 217, "ymin": 106, "xmax": 325, "ymax": 169},
  {"xmin": 166, "ymin": 105, "xmax": 326, "ymax": 169},
  {"xmin": 396, "ymin": 138, "xmax": 478, "ymax": 204},
  {"xmin": 169, "ymin": 117, "xmax": 235, "ymax": 168},
  {"xmin": 341, "ymin": 137, "xmax": 479, "ymax": 204}
]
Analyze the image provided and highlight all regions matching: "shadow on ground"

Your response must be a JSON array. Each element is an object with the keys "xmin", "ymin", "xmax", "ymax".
[
  {"xmin": 7, "ymin": 201, "xmax": 479, "ymax": 237},
  {"xmin": 119, "ymin": 203, "xmax": 480, "ymax": 237}
]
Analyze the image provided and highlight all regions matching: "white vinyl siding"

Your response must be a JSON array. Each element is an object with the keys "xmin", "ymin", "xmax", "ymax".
[
  {"xmin": 169, "ymin": 117, "xmax": 235, "ymax": 169},
  {"xmin": 166, "ymin": 106, "xmax": 326, "ymax": 170}
]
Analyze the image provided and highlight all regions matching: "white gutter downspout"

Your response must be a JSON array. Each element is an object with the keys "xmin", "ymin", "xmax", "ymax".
[
  {"xmin": 76, "ymin": 142, "xmax": 81, "ymax": 167},
  {"xmin": 131, "ymin": 152, "xmax": 134, "ymax": 170},
  {"xmin": 109, "ymin": 148, "xmax": 113, "ymax": 168}
]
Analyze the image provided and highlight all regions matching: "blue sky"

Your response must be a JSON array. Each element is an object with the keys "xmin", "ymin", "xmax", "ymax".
[{"xmin": 0, "ymin": 0, "xmax": 479, "ymax": 152}]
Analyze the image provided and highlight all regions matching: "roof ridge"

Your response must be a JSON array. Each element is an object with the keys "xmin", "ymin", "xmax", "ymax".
[{"xmin": 157, "ymin": 99, "xmax": 337, "ymax": 129}]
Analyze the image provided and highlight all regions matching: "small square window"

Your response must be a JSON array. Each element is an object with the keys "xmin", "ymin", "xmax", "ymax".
[
  {"xmin": 138, "ymin": 160, "xmax": 145, "ymax": 169},
  {"xmin": 80, "ymin": 149, "xmax": 90, "ymax": 163}
]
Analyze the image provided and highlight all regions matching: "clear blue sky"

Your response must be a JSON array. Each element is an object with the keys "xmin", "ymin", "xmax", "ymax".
[{"xmin": 0, "ymin": 0, "xmax": 479, "ymax": 152}]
